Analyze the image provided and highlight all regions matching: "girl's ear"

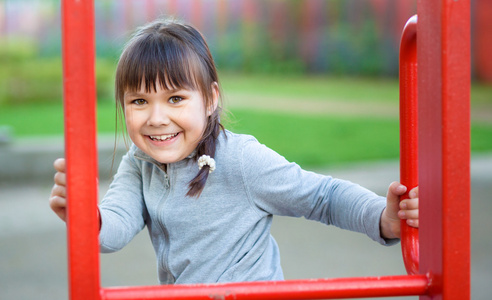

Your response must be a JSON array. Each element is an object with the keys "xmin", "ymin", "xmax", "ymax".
[{"xmin": 207, "ymin": 82, "xmax": 220, "ymax": 116}]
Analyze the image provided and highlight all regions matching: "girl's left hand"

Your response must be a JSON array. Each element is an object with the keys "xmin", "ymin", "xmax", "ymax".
[{"xmin": 380, "ymin": 182, "xmax": 419, "ymax": 239}]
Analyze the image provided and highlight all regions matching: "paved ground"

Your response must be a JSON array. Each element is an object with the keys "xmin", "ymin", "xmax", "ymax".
[{"xmin": 0, "ymin": 137, "xmax": 491, "ymax": 299}]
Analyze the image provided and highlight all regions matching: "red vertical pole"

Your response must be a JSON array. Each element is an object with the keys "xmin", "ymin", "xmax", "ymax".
[
  {"xmin": 61, "ymin": 0, "xmax": 101, "ymax": 300},
  {"xmin": 417, "ymin": 0, "xmax": 470, "ymax": 299},
  {"xmin": 399, "ymin": 15, "xmax": 419, "ymax": 276}
]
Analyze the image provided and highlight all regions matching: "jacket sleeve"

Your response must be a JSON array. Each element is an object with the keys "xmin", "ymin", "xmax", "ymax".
[
  {"xmin": 98, "ymin": 150, "xmax": 147, "ymax": 253},
  {"xmin": 239, "ymin": 137, "xmax": 398, "ymax": 246}
]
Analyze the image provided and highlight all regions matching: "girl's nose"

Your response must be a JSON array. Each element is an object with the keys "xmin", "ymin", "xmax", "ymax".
[{"xmin": 146, "ymin": 104, "xmax": 171, "ymax": 127}]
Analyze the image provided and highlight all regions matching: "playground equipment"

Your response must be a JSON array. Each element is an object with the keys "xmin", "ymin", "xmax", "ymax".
[
  {"xmin": 399, "ymin": 15, "xmax": 419, "ymax": 276},
  {"xmin": 61, "ymin": 0, "xmax": 470, "ymax": 299}
]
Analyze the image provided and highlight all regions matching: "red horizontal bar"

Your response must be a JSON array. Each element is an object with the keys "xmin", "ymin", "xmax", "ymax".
[{"xmin": 100, "ymin": 275, "xmax": 429, "ymax": 300}]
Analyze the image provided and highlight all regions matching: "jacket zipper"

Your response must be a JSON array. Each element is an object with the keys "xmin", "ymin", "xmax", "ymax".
[
  {"xmin": 157, "ymin": 171, "xmax": 175, "ymax": 283},
  {"xmin": 134, "ymin": 154, "xmax": 175, "ymax": 283}
]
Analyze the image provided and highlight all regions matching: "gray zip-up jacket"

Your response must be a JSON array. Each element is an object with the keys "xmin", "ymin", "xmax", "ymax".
[{"xmin": 99, "ymin": 130, "xmax": 397, "ymax": 284}]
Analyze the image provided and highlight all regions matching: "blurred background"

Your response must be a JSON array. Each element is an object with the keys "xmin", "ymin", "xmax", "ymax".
[{"xmin": 0, "ymin": 0, "xmax": 491, "ymax": 299}]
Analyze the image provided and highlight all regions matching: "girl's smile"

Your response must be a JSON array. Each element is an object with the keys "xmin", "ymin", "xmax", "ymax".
[
  {"xmin": 124, "ymin": 82, "xmax": 214, "ymax": 164},
  {"xmin": 148, "ymin": 132, "xmax": 180, "ymax": 142},
  {"xmin": 146, "ymin": 132, "xmax": 181, "ymax": 147}
]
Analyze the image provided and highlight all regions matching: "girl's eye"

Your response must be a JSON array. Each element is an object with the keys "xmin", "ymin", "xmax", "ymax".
[
  {"xmin": 169, "ymin": 96, "xmax": 183, "ymax": 104},
  {"xmin": 132, "ymin": 99, "xmax": 147, "ymax": 105}
]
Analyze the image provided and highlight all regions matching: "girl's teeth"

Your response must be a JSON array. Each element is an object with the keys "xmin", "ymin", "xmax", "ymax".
[{"xmin": 150, "ymin": 133, "xmax": 177, "ymax": 141}]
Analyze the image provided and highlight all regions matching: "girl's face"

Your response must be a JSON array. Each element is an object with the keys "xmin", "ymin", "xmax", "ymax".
[{"xmin": 123, "ymin": 81, "xmax": 216, "ymax": 164}]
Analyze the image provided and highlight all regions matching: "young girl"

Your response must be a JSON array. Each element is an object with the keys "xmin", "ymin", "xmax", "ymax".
[{"xmin": 49, "ymin": 18, "xmax": 419, "ymax": 284}]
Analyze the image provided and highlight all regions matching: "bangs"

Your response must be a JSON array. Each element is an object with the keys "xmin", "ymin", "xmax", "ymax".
[{"xmin": 116, "ymin": 31, "xmax": 206, "ymax": 100}]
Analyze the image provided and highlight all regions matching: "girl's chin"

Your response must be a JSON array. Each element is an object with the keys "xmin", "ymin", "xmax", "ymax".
[{"xmin": 144, "ymin": 148, "xmax": 192, "ymax": 165}]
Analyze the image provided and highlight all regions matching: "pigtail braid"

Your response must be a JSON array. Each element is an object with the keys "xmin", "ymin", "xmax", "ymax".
[{"xmin": 186, "ymin": 114, "xmax": 223, "ymax": 198}]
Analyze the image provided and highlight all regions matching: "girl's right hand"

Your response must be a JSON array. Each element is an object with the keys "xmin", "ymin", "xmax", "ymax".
[{"xmin": 49, "ymin": 158, "xmax": 68, "ymax": 222}]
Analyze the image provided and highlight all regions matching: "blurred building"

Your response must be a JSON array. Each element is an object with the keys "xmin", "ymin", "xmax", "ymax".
[
  {"xmin": 0, "ymin": 0, "xmax": 490, "ymax": 82},
  {"xmin": 474, "ymin": 0, "xmax": 492, "ymax": 83}
]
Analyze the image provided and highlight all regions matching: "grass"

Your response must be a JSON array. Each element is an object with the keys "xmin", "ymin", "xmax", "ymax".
[
  {"xmin": 1, "ymin": 74, "xmax": 491, "ymax": 167},
  {"xmin": 226, "ymin": 109, "xmax": 400, "ymax": 167},
  {"xmin": 220, "ymin": 73, "xmax": 400, "ymax": 103},
  {"xmin": 0, "ymin": 101, "xmax": 117, "ymax": 136}
]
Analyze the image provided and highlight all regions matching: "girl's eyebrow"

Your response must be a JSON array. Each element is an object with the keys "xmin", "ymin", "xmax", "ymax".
[{"xmin": 124, "ymin": 88, "xmax": 184, "ymax": 98}]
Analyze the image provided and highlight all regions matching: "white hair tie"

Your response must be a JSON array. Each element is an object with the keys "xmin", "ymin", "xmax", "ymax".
[{"xmin": 197, "ymin": 155, "xmax": 216, "ymax": 173}]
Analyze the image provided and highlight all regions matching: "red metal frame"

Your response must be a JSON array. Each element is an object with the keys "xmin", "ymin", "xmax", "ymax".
[
  {"xmin": 417, "ymin": 1, "xmax": 471, "ymax": 299},
  {"xmin": 100, "ymin": 276, "xmax": 428, "ymax": 300},
  {"xmin": 399, "ymin": 15, "xmax": 419, "ymax": 276},
  {"xmin": 61, "ymin": 1, "xmax": 470, "ymax": 299},
  {"xmin": 61, "ymin": 0, "xmax": 100, "ymax": 300}
]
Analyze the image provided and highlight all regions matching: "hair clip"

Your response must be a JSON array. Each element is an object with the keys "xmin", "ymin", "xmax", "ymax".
[{"xmin": 197, "ymin": 155, "xmax": 216, "ymax": 173}]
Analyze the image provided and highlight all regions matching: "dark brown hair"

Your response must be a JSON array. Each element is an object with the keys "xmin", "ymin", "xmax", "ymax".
[{"xmin": 115, "ymin": 18, "xmax": 224, "ymax": 197}]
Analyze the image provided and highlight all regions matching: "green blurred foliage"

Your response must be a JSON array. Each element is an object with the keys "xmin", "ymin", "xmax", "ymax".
[
  {"xmin": 0, "ymin": 1, "xmax": 396, "ymax": 105},
  {"xmin": 0, "ymin": 38, "xmax": 116, "ymax": 105}
]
